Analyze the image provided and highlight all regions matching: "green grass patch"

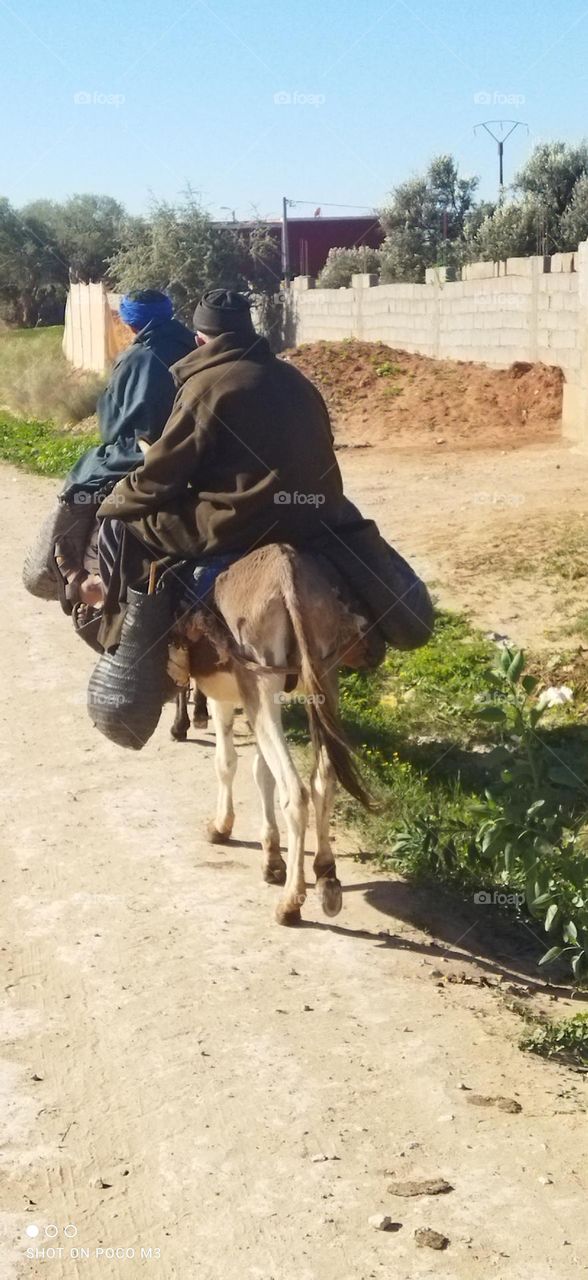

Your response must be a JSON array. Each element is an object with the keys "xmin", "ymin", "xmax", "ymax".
[
  {"xmin": 287, "ymin": 613, "xmax": 499, "ymax": 883},
  {"xmin": 286, "ymin": 611, "xmax": 588, "ymax": 979},
  {"xmin": 520, "ymin": 1012, "xmax": 588, "ymax": 1069},
  {"xmin": 0, "ymin": 410, "xmax": 98, "ymax": 477},
  {"xmin": 334, "ymin": 613, "xmax": 501, "ymax": 883}
]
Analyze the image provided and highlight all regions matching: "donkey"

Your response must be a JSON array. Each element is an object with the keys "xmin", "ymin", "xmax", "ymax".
[{"xmin": 175, "ymin": 543, "xmax": 376, "ymax": 926}]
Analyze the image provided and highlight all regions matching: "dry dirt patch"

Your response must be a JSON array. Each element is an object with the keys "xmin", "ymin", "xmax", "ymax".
[
  {"xmin": 284, "ymin": 340, "xmax": 563, "ymax": 450},
  {"xmin": 3, "ymin": 464, "xmax": 588, "ymax": 1279},
  {"xmin": 339, "ymin": 440, "xmax": 588, "ymax": 651}
]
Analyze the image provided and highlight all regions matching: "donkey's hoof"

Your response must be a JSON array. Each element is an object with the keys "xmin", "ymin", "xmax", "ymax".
[
  {"xmin": 206, "ymin": 822, "xmax": 233, "ymax": 845},
  {"xmin": 193, "ymin": 714, "xmax": 208, "ymax": 730},
  {"xmin": 263, "ymin": 861, "xmax": 287, "ymax": 886},
  {"xmin": 170, "ymin": 726, "xmax": 188, "ymax": 741},
  {"xmin": 317, "ymin": 876, "xmax": 342, "ymax": 918},
  {"xmin": 275, "ymin": 903, "xmax": 302, "ymax": 927}
]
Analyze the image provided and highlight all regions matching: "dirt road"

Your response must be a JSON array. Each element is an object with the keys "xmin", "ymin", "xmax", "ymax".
[
  {"xmin": 2, "ymin": 462, "xmax": 588, "ymax": 1280},
  {"xmin": 342, "ymin": 437, "xmax": 588, "ymax": 649}
]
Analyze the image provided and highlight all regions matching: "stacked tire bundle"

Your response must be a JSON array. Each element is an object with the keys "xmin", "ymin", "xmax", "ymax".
[{"xmin": 87, "ymin": 585, "xmax": 174, "ymax": 750}]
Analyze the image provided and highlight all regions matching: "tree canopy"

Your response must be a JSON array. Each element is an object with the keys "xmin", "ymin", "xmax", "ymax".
[
  {"xmin": 379, "ymin": 155, "xmax": 487, "ymax": 282},
  {"xmin": 4, "ymin": 140, "xmax": 588, "ymax": 326},
  {"xmin": 475, "ymin": 141, "xmax": 588, "ymax": 261},
  {"xmin": 108, "ymin": 192, "xmax": 280, "ymax": 323},
  {"xmin": 0, "ymin": 189, "xmax": 280, "ymax": 328}
]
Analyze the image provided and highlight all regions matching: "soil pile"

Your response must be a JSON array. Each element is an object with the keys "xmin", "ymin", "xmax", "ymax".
[{"xmin": 284, "ymin": 340, "xmax": 563, "ymax": 449}]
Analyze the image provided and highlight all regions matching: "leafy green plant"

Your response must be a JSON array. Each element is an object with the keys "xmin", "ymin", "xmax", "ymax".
[
  {"xmin": 374, "ymin": 360, "xmax": 403, "ymax": 378},
  {"xmin": 472, "ymin": 647, "xmax": 588, "ymax": 978},
  {"xmin": 520, "ymin": 1011, "xmax": 588, "ymax": 1068}
]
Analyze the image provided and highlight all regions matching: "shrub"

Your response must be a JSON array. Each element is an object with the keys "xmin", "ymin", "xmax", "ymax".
[{"xmin": 317, "ymin": 247, "xmax": 381, "ymax": 289}]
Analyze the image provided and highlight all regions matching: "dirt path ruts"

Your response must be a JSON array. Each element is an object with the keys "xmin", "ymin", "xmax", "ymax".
[{"xmin": 1, "ymin": 464, "xmax": 587, "ymax": 1280}]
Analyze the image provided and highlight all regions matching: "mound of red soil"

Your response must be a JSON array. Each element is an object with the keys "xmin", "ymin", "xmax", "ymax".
[{"xmin": 283, "ymin": 340, "xmax": 563, "ymax": 450}]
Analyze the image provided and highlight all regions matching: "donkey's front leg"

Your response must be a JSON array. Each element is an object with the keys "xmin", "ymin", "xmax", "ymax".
[
  {"xmin": 171, "ymin": 688, "xmax": 190, "ymax": 741},
  {"xmin": 207, "ymin": 699, "xmax": 237, "ymax": 844}
]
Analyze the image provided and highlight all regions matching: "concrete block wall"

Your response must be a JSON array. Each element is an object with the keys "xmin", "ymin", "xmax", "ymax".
[{"xmin": 287, "ymin": 247, "xmax": 588, "ymax": 441}]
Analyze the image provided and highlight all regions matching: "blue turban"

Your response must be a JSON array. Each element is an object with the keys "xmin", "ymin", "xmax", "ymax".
[{"xmin": 119, "ymin": 290, "xmax": 173, "ymax": 330}]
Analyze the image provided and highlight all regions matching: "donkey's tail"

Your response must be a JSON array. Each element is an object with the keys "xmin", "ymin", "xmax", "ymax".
[{"xmin": 278, "ymin": 548, "xmax": 374, "ymax": 810}]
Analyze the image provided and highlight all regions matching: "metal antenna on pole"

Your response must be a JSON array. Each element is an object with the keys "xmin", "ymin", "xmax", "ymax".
[{"xmin": 474, "ymin": 120, "xmax": 529, "ymax": 197}]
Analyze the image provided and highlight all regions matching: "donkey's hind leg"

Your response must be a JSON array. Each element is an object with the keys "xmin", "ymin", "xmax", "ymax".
[
  {"xmin": 238, "ymin": 671, "xmax": 308, "ymax": 925},
  {"xmin": 253, "ymin": 748, "xmax": 286, "ymax": 885},
  {"xmin": 207, "ymin": 699, "xmax": 237, "ymax": 844},
  {"xmin": 311, "ymin": 744, "xmax": 342, "ymax": 918}
]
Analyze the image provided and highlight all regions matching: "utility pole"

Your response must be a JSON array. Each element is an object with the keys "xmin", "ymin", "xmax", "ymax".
[
  {"xmin": 281, "ymin": 196, "xmax": 291, "ymax": 285},
  {"xmin": 474, "ymin": 120, "xmax": 528, "ymax": 197}
]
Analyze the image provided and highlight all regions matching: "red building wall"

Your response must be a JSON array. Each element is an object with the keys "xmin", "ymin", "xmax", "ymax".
[{"xmin": 285, "ymin": 216, "xmax": 383, "ymax": 277}]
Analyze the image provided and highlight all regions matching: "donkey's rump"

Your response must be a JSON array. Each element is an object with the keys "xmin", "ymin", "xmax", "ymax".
[{"xmin": 211, "ymin": 543, "xmax": 384, "ymax": 674}]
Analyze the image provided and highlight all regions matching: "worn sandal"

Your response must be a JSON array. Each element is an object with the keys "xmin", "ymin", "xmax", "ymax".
[{"xmin": 72, "ymin": 602, "xmax": 104, "ymax": 654}]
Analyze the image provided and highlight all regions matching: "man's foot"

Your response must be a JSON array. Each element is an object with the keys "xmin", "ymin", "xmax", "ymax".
[{"xmin": 71, "ymin": 602, "xmax": 103, "ymax": 653}]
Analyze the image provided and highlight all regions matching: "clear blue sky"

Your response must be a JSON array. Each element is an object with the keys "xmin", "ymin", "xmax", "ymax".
[{"xmin": 1, "ymin": 0, "xmax": 587, "ymax": 218}]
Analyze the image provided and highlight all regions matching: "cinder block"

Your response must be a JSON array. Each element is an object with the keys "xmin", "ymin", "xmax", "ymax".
[
  {"xmin": 505, "ymin": 255, "xmax": 550, "ymax": 277},
  {"xmin": 462, "ymin": 261, "xmax": 498, "ymax": 281},
  {"xmin": 550, "ymin": 252, "xmax": 575, "ymax": 273},
  {"xmin": 351, "ymin": 273, "xmax": 378, "ymax": 288},
  {"xmin": 542, "ymin": 328, "xmax": 577, "ymax": 350}
]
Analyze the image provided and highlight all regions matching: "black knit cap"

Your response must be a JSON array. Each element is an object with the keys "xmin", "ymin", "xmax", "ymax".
[{"xmin": 193, "ymin": 288, "xmax": 255, "ymax": 340}]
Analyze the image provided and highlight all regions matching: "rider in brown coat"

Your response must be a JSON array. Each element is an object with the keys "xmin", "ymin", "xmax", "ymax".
[{"xmin": 96, "ymin": 290, "xmax": 432, "ymax": 653}]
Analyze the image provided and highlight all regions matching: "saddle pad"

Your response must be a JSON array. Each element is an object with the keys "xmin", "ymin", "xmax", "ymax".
[{"xmin": 179, "ymin": 553, "xmax": 240, "ymax": 609}]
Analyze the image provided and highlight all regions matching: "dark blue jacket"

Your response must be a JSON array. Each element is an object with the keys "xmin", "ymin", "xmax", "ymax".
[{"xmin": 61, "ymin": 316, "xmax": 195, "ymax": 500}]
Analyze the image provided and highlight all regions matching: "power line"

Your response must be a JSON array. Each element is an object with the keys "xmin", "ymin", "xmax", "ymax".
[{"xmin": 286, "ymin": 199, "xmax": 378, "ymax": 212}]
